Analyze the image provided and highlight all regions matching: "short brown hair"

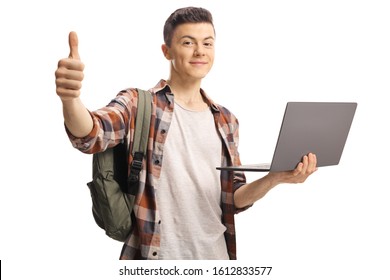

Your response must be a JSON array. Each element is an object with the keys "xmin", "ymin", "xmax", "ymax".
[{"xmin": 163, "ymin": 7, "xmax": 214, "ymax": 47}]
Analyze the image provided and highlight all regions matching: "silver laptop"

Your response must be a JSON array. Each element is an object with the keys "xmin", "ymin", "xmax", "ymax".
[{"xmin": 217, "ymin": 102, "xmax": 357, "ymax": 172}]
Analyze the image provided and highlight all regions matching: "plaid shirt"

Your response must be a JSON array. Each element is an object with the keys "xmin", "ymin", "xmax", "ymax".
[{"xmin": 68, "ymin": 80, "xmax": 249, "ymax": 260}]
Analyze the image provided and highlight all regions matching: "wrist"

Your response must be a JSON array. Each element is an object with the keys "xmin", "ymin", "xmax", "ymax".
[{"xmin": 264, "ymin": 172, "xmax": 282, "ymax": 189}]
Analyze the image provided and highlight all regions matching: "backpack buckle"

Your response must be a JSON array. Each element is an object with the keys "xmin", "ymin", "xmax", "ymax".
[
  {"xmin": 128, "ymin": 152, "xmax": 144, "ymax": 186},
  {"xmin": 131, "ymin": 159, "xmax": 143, "ymax": 171}
]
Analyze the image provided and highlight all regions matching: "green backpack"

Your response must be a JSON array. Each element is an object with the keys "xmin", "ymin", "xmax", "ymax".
[{"xmin": 86, "ymin": 89, "xmax": 152, "ymax": 242}]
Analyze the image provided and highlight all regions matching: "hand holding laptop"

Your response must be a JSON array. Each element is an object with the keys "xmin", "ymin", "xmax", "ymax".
[
  {"xmin": 234, "ymin": 152, "xmax": 318, "ymax": 208},
  {"xmin": 268, "ymin": 152, "xmax": 318, "ymax": 184}
]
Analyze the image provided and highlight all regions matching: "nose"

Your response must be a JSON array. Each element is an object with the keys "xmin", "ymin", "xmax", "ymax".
[{"xmin": 194, "ymin": 44, "xmax": 205, "ymax": 56}]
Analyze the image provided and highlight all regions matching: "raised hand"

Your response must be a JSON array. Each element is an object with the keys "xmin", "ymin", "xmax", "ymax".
[{"xmin": 55, "ymin": 31, "xmax": 85, "ymax": 101}]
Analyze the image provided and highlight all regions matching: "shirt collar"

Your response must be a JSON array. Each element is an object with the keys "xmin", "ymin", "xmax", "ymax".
[{"xmin": 149, "ymin": 79, "xmax": 220, "ymax": 113}]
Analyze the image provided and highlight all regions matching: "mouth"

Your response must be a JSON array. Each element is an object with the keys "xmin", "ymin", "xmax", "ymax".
[{"xmin": 189, "ymin": 61, "xmax": 208, "ymax": 66}]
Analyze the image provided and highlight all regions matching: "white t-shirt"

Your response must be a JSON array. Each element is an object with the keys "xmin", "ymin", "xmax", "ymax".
[{"xmin": 157, "ymin": 102, "xmax": 229, "ymax": 260}]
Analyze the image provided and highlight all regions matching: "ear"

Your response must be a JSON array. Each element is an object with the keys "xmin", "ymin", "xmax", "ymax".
[{"xmin": 161, "ymin": 44, "xmax": 171, "ymax": 60}]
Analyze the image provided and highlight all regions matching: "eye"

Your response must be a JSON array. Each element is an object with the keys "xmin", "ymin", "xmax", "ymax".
[
  {"xmin": 204, "ymin": 41, "xmax": 214, "ymax": 48},
  {"xmin": 182, "ymin": 41, "xmax": 194, "ymax": 46}
]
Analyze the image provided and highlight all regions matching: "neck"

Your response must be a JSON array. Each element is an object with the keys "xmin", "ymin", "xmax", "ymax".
[{"xmin": 166, "ymin": 78, "xmax": 208, "ymax": 111}]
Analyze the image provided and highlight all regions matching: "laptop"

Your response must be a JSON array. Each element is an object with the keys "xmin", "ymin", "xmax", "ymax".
[{"xmin": 217, "ymin": 102, "xmax": 357, "ymax": 172}]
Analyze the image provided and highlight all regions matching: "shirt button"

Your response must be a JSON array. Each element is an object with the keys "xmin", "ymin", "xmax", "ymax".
[
  {"xmin": 161, "ymin": 129, "xmax": 166, "ymax": 134},
  {"xmin": 154, "ymin": 160, "xmax": 160, "ymax": 165},
  {"xmin": 152, "ymin": 252, "xmax": 157, "ymax": 256}
]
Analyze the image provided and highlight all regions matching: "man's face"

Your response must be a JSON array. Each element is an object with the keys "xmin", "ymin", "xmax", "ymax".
[{"xmin": 162, "ymin": 22, "xmax": 215, "ymax": 82}]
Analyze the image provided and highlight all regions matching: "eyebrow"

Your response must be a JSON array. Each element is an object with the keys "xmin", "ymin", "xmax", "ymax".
[{"xmin": 180, "ymin": 35, "xmax": 215, "ymax": 41}]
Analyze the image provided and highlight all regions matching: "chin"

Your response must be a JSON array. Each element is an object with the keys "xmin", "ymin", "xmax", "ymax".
[{"xmin": 191, "ymin": 70, "xmax": 210, "ymax": 80}]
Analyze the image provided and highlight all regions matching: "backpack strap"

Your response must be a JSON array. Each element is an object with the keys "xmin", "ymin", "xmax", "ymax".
[{"xmin": 128, "ymin": 89, "xmax": 152, "ymax": 187}]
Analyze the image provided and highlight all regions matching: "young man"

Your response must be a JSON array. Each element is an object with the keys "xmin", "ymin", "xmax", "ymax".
[{"xmin": 55, "ymin": 7, "xmax": 317, "ymax": 260}]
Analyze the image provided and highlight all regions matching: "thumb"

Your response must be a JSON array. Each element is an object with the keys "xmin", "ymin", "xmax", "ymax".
[{"xmin": 68, "ymin": 31, "xmax": 80, "ymax": 60}]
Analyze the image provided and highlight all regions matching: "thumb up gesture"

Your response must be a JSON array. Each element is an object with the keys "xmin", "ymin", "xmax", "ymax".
[{"xmin": 55, "ymin": 31, "xmax": 85, "ymax": 101}]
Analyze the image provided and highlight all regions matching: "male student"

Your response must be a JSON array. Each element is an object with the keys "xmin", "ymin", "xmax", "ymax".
[{"xmin": 55, "ymin": 7, "xmax": 317, "ymax": 260}]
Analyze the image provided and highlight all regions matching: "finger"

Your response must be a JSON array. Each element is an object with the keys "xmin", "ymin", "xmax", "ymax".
[
  {"xmin": 56, "ymin": 78, "xmax": 83, "ymax": 90},
  {"xmin": 293, "ymin": 162, "xmax": 303, "ymax": 176},
  {"xmin": 56, "ymin": 87, "xmax": 81, "ymax": 100},
  {"xmin": 58, "ymin": 58, "xmax": 85, "ymax": 71},
  {"xmin": 55, "ymin": 67, "xmax": 84, "ymax": 81},
  {"xmin": 300, "ymin": 155, "xmax": 309, "ymax": 174},
  {"xmin": 308, "ymin": 153, "xmax": 318, "ymax": 172},
  {"xmin": 68, "ymin": 31, "xmax": 80, "ymax": 60}
]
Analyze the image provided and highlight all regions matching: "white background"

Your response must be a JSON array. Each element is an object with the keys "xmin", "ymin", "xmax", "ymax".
[{"xmin": 1, "ymin": 0, "xmax": 389, "ymax": 279}]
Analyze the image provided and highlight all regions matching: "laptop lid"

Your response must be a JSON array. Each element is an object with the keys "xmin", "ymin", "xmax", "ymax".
[{"xmin": 217, "ymin": 102, "xmax": 357, "ymax": 172}]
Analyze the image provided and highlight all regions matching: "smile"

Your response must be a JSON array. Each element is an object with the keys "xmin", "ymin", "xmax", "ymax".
[{"xmin": 190, "ymin": 61, "xmax": 207, "ymax": 65}]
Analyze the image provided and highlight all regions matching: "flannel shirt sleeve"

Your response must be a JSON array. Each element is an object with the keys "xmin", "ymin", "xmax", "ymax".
[{"xmin": 66, "ymin": 89, "xmax": 137, "ymax": 154}]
